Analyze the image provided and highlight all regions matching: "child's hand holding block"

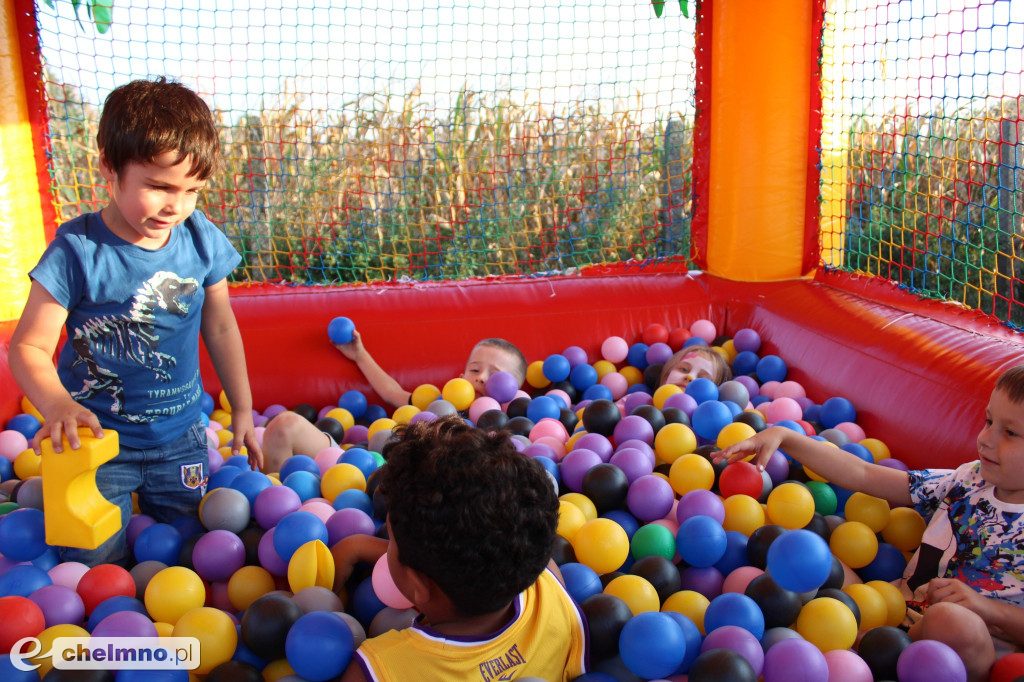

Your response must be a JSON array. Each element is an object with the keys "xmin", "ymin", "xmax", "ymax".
[{"xmin": 39, "ymin": 427, "xmax": 121, "ymax": 549}]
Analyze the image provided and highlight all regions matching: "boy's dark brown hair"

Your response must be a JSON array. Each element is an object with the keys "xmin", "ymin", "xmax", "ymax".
[
  {"xmin": 996, "ymin": 365, "xmax": 1024, "ymax": 404},
  {"xmin": 474, "ymin": 338, "xmax": 528, "ymax": 385},
  {"xmin": 97, "ymin": 77, "xmax": 219, "ymax": 180}
]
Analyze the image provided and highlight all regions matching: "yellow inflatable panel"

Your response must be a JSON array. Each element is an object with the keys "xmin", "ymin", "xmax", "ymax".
[{"xmin": 40, "ymin": 428, "xmax": 121, "ymax": 549}]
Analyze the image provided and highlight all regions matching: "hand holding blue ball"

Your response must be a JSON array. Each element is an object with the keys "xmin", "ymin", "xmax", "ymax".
[{"xmin": 328, "ymin": 316, "xmax": 355, "ymax": 344}]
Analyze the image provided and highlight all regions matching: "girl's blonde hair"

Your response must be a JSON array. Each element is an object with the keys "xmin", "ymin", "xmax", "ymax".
[{"xmin": 659, "ymin": 345, "xmax": 733, "ymax": 386}]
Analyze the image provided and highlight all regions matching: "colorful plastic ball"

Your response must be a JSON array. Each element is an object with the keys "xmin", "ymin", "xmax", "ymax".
[
  {"xmin": 540, "ymin": 354, "xmax": 570, "ymax": 383},
  {"xmin": 582, "ymin": 593, "xmax": 632, "ymax": 658},
  {"xmin": 581, "ymin": 399, "xmax": 621, "ymax": 437},
  {"xmin": 601, "ymin": 336, "xmax": 629, "ymax": 363},
  {"xmin": 668, "ymin": 453, "xmax": 714, "ymax": 496},
  {"xmin": 604, "ymin": 575, "xmax": 659, "ymax": 615},
  {"xmin": 132, "ymin": 522, "xmax": 183, "ymax": 565},
  {"xmin": 321, "ymin": 462, "xmax": 367, "ymax": 502},
  {"xmin": 684, "ymin": 378, "xmax": 719, "ymax": 406},
  {"xmin": 0, "ymin": 431, "xmax": 28, "ymax": 463},
  {"xmin": 841, "ymin": 583, "xmax": 888, "ymax": 631},
  {"xmin": 743, "ymin": 572, "xmax": 801, "ymax": 630},
  {"xmin": 857, "ymin": 625, "xmax": 912, "ymax": 679},
  {"xmin": 819, "ymin": 396, "xmax": 856, "ymax": 429},
  {"xmin": 560, "ymin": 448, "xmax": 603, "ymax": 493},
  {"xmin": 252, "ymin": 485, "xmax": 300, "ymax": 530},
  {"xmin": 284, "ymin": 611, "xmax": 354, "ymax": 682},
  {"xmin": 753, "ymin": 355, "xmax": 786, "ymax": 383},
  {"xmin": 371, "ymin": 553, "xmax": 412, "ymax": 609},
  {"xmin": 796, "ymin": 596, "xmax": 858, "ymax": 652},
  {"xmin": 200, "ymin": 487, "xmax": 252, "ymax": 533},
  {"xmin": 173, "ymin": 606, "xmax": 237, "ymax": 674},
  {"xmin": 142, "ymin": 565, "xmax": 205, "ymax": 625},
  {"xmin": 896, "ymin": 639, "xmax": 967, "ymax": 682},
  {"xmin": 656, "ymin": 423, "xmax": 699, "ymax": 467},
  {"xmin": 630, "ymin": 555, "xmax": 682, "ymax": 604},
  {"xmin": 0, "ymin": 508, "xmax": 47, "ymax": 562},
  {"xmin": 557, "ymin": 500, "xmax": 587, "ymax": 541},
  {"xmin": 626, "ymin": 343, "xmax": 649, "ymax": 370},
  {"xmin": 715, "ymin": 532, "xmax": 752, "ymax": 577},
  {"xmin": 688, "ymin": 319, "xmax": 716, "ymax": 343},
  {"xmin": 987, "ymin": 652, "xmax": 1024, "ymax": 682},
  {"xmin": 762, "ymin": 637, "xmax": 829, "ymax": 682},
  {"xmin": 3, "ymin": 415, "xmax": 40, "ymax": 442},
  {"xmin": 92, "ymin": 608, "xmax": 157, "ymax": 638},
  {"xmin": 582, "ymin": 464, "xmax": 630, "ymax": 514},
  {"xmin": 765, "ymin": 481, "xmax": 815, "ymax": 529},
  {"xmin": 857, "ymin": 541, "xmax": 907, "ymax": 583},
  {"xmin": 691, "ymin": 400, "xmax": 733, "ymax": 441},
  {"xmin": 676, "ymin": 515, "xmax": 728, "ymax": 568},
  {"xmin": 722, "ymin": 494, "xmax": 766, "ymax": 537},
  {"xmin": 273, "ymin": 511, "xmax": 328, "ymax": 562},
  {"xmin": 702, "ymin": 624, "xmax": 764, "ymax": 677},
  {"xmin": 283, "ymin": 470, "xmax": 322, "ymax": 503},
  {"xmin": 0, "ymin": 595, "xmax": 44, "ymax": 654},
  {"xmin": 718, "ymin": 461, "xmax": 764, "ymax": 499},
  {"xmin": 629, "ymin": 523, "xmax": 676, "ymax": 561},
  {"xmin": 240, "ymin": 593, "xmax": 303, "ymax": 661},
  {"xmin": 608, "ymin": 447, "xmax": 654, "ymax": 484},
  {"xmin": 47, "ymin": 561, "xmax": 88, "ymax": 591},
  {"xmin": 829, "ymin": 521, "xmax": 878, "ymax": 569},
  {"xmin": 572, "ymin": 518, "xmax": 630, "ymax": 575},
  {"xmin": 28, "ymin": 584, "xmax": 84, "ymax": 628},
  {"xmin": 703, "ymin": 592, "xmax": 765, "ymax": 640},
  {"xmin": 881, "ymin": 506, "xmax": 926, "ymax": 552},
  {"xmin": 618, "ymin": 611, "xmax": 687, "ymax": 679},
  {"xmin": 560, "ymin": 562, "xmax": 603, "ymax": 605},
  {"xmin": 731, "ymin": 350, "xmax": 760, "ymax": 378},
  {"xmin": 327, "ymin": 316, "xmax": 355, "ymax": 344},
  {"xmin": 765, "ymin": 528, "xmax": 832, "ymax": 593},
  {"xmin": 844, "ymin": 492, "xmax": 890, "ymax": 533},
  {"xmin": 191, "ymin": 529, "xmax": 246, "ymax": 583},
  {"xmin": 626, "ymin": 474, "xmax": 675, "ymax": 522},
  {"xmin": 76, "ymin": 563, "xmax": 135, "ymax": 615},
  {"xmin": 732, "ymin": 328, "xmax": 761, "ymax": 353},
  {"xmin": 688, "ymin": 647, "xmax": 758, "ymax": 681}
]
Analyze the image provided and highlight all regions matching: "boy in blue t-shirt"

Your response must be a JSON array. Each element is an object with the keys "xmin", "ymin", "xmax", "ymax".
[{"xmin": 9, "ymin": 77, "xmax": 262, "ymax": 566}]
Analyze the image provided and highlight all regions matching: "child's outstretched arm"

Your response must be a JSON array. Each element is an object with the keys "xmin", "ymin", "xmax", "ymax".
[
  {"xmin": 201, "ymin": 280, "xmax": 263, "ymax": 470},
  {"xmin": 335, "ymin": 330, "xmax": 411, "ymax": 407},
  {"xmin": 9, "ymin": 281, "xmax": 104, "ymax": 453},
  {"xmin": 714, "ymin": 425, "xmax": 913, "ymax": 507}
]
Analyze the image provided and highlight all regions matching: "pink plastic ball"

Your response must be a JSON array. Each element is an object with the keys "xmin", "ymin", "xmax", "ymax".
[
  {"xmin": 600, "ymin": 372, "xmax": 629, "ymax": 400},
  {"xmin": 723, "ymin": 566, "xmax": 764, "ymax": 594},
  {"xmin": 299, "ymin": 500, "xmax": 336, "ymax": 524},
  {"xmin": 469, "ymin": 397, "xmax": 502, "ymax": 424},
  {"xmin": 834, "ymin": 422, "xmax": 867, "ymax": 443},
  {"xmin": 775, "ymin": 381, "xmax": 807, "ymax": 400},
  {"xmin": 48, "ymin": 561, "xmax": 90, "ymax": 590},
  {"xmin": 533, "ymin": 436, "xmax": 567, "ymax": 462},
  {"xmin": 545, "ymin": 390, "xmax": 571, "ymax": 410},
  {"xmin": 529, "ymin": 419, "xmax": 568, "ymax": 444},
  {"xmin": 759, "ymin": 381, "xmax": 781, "ymax": 399},
  {"xmin": 601, "ymin": 336, "xmax": 629, "ymax": 363},
  {"xmin": 254, "ymin": 425, "xmax": 266, "ymax": 443},
  {"xmin": 0, "ymin": 430, "xmax": 29, "ymax": 462},
  {"xmin": 765, "ymin": 398, "xmax": 804, "ymax": 424},
  {"xmin": 823, "ymin": 649, "xmax": 874, "ymax": 682},
  {"xmin": 372, "ymin": 554, "xmax": 413, "ymax": 609},
  {"xmin": 689, "ymin": 319, "xmax": 718, "ymax": 343},
  {"xmin": 314, "ymin": 447, "xmax": 343, "ymax": 475}
]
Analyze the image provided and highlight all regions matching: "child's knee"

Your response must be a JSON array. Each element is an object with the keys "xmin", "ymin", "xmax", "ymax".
[{"xmin": 916, "ymin": 602, "xmax": 994, "ymax": 681}]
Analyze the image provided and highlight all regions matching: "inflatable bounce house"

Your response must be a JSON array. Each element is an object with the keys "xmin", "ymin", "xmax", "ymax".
[{"xmin": 1, "ymin": 0, "xmax": 1024, "ymax": 678}]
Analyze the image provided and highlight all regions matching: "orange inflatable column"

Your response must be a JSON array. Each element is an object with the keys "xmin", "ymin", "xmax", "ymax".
[{"xmin": 706, "ymin": 0, "xmax": 817, "ymax": 281}]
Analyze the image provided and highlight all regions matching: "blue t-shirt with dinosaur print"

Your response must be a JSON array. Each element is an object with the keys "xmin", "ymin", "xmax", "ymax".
[{"xmin": 31, "ymin": 211, "xmax": 240, "ymax": 449}]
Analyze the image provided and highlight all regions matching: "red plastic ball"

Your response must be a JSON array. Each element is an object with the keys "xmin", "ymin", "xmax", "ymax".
[
  {"xmin": 0, "ymin": 595, "xmax": 45, "ymax": 654},
  {"xmin": 76, "ymin": 563, "xmax": 136, "ymax": 615},
  {"xmin": 642, "ymin": 323, "xmax": 670, "ymax": 346},
  {"xmin": 667, "ymin": 328, "xmax": 692, "ymax": 351},
  {"xmin": 989, "ymin": 653, "xmax": 1024, "ymax": 682},
  {"xmin": 718, "ymin": 461, "xmax": 765, "ymax": 499}
]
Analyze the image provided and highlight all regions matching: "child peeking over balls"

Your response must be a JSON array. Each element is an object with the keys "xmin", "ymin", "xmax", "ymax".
[
  {"xmin": 714, "ymin": 364, "xmax": 1024, "ymax": 682},
  {"xmin": 659, "ymin": 344, "xmax": 733, "ymax": 389},
  {"xmin": 260, "ymin": 335, "xmax": 526, "ymax": 473},
  {"xmin": 336, "ymin": 415, "xmax": 589, "ymax": 682}
]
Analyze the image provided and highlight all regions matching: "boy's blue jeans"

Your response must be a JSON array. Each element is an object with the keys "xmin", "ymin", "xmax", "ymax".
[{"xmin": 59, "ymin": 421, "xmax": 209, "ymax": 567}]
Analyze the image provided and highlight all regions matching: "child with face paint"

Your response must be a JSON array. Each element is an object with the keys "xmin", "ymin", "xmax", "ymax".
[{"xmin": 658, "ymin": 345, "xmax": 733, "ymax": 389}]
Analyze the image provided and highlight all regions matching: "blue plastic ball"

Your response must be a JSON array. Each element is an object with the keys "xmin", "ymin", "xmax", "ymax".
[
  {"xmin": 821, "ymin": 397, "xmax": 857, "ymax": 428},
  {"xmin": 332, "ymin": 489, "xmax": 374, "ymax": 516},
  {"xmin": 0, "ymin": 564, "xmax": 51, "ymax": 597},
  {"xmin": 351, "ymin": 576, "xmax": 387, "ymax": 626},
  {"xmin": 676, "ymin": 515, "xmax": 728, "ymax": 568},
  {"xmin": 273, "ymin": 511, "xmax": 328, "ymax": 561},
  {"xmin": 0, "ymin": 654, "xmax": 43, "ymax": 682},
  {"xmin": 619, "ymin": 611, "xmax": 687, "ymax": 679},
  {"xmin": 857, "ymin": 542, "xmax": 907, "ymax": 583},
  {"xmin": 532, "ymin": 454, "xmax": 560, "ymax": 483},
  {"xmin": 134, "ymin": 523, "xmax": 184, "ymax": 565},
  {"xmin": 0, "ymin": 458, "xmax": 12, "ymax": 483},
  {"xmin": 230, "ymin": 470, "xmax": 275, "ymax": 507},
  {"xmin": 170, "ymin": 515, "xmax": 205, "ymax": 540},
  {"xmin": 691, "ymin": 400, "xmax": 733, "ymax": 441},
  {"xmin": 208, "ymin": 465, "xmax": 242, "ymax": 490},
  {"xmin": 803, "ymin": 404, "xmax": 823, "ymax": 423},
  {"xmin": 682, "ymin": 337, "xmax": 708, "ymax": 349},
  {"xmin": 704, "ymin": 592, "xmax": 765, "ymax": 640},
  {"xmin": 283, "ymin": 470, "xmax": 322, "ymax": 503},
  {"xmin": 340, "ymin": 448, "xmax": 378, "ymax": 480},
  {"xmin": 86, "ymin": 595, "xmax": 148, "ymax": 631},
  {"xmin": 0, "ymin": 508, "xmax": 48, "ymax": 561},
  {"xmin": 582, "ymin": 384, "xmax": 615, "ymax": 402},
  {"xmin": 663, "ymin": 611, "xmax": 703, "ymax": 672},
  {"xmin": 685, "ymin": 377, "xmax": 719, "ymax": 405},
  {"xmin": 830, "ymin": 483, "xmax": 855, "ymax": 515},
  {"xmin": 714, "ymin": 531, "xmax": 751, "ymax": 576},
  {"xmin": 765, "ymin": 528, "xmax": 832, "ymax": 593},
  {"xmin": 286, "ymin": 611, "xmax": 355, "ymax": 681},
  {"xmin": 626, "ymin": 343, "xmax": 650, "ymax": 370},
  {"xmin": 732, "ymin": 350, "xmax": 760, "ymax": 376},
  {"xmin": 841, "ymin": 442, "xmax": 874, "ymax": 464},
  {"xmin": 542, "ymin": 354, "xmax": 572, "ymax": 383},
  {"xmin": 4, "ymin": 414, "xmax": 41, "ymax": 441},
  {"xmin": 755, "ymin": 355, "xmax": 787, "ymax": 383},
  {"xmin": 602, "ymin": 510, "xmax": 640, "ymax": 540},
  {"xmin": 526, "ymin": 396, "xmax": 561, "ymax": 424},
  {"xmin": 570, "ymin": 364, "xmax": 599, "ymax": 391},
  {"xmin": 337, "ymin": 390, "xmax": 368, "ymax": 418},
  {"xmin": 327, "ymin": 316, "xmax": 355, "ymax": 345},
  {"xmin": 280, "ymin": 454, "xmax": 320, "ymax": 481},
  {"xmin": 200, "ymin": 392, "xmax": 216, "ymax": 416},
  {"xmin": 774, "ymin": 419, "xmax": 805, "ymax": 434},
  {"xmin": 223, "ymin": 454, "xmax": 252, "ymax": 470},
  {"xmin": 560, "ymin": 562, "xmax": 603, "ymax": 605},
  {"xmin": 363, "ymin": 404, "xmax": 388, "ymax": 423}
]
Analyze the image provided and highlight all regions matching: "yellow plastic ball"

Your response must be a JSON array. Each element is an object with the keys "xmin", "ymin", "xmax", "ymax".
[
  {"xmin": 21, "ymin": 396, "xmax": 44, "ymax": 422},
  {"xmin": 662, "ymin": 590, "xmax": 710, "ymax": 634},
  {"xmin": 668, "ymin": 453, "xmax": 715, "ymax": 495},
  {"xmin": 881, "ymin": 506, "xmax": 927, "ymax": 552},
  {"xmin": 210, "ymin": 409, "xmax": 232, "ymax": 428},
  {"xmin": 715, "ymin": 422, "xmax": 756, "ymax": 450},
  {"xmin": 829, "ymin": 521, "xmax": 879, "ymax": 569},
  {"xmin": 566, "ymin": 430, "xmax": 588, "ymax": 451},
  {"xmin": 557, "ymin": 500, "xmax": 587, "ymax": 541},
  {"xmin": 173, "ymin": 607, "xmax": 237, "ymax": 674},
  {"xmin": 218, "ymin": 389, "xmax": 232, "ymax": 412},
  {"xmin": 288, "ymin": 539, "xmax": 336, "ymax": 592},
  {"xmin": 214, "ymin": 429, "xmax": 233, "ymax": 447},
  {"xmin": 859, "ymin": 437, "xmax": 891, "ymax": 462},
  {"xmin": 719, "ymin": 339, "xmax": 738, "ymax": 363},
  {"xmin": 391, "ymin": 404, "xmax": 421, "ymax": 425},
  {"xmin": 227, "ymin": 565, "xmax": 276, "ymax": 611},
  {"xmin": 560, "ymin": 492, "xmax": 598, "ymax": 521},
  {"xmin": 722, "ymin": 494, "xmax": 765, "ymax": 536},
  {"xmin": 31, "ymin": 624, "xmax": 89, "ymax": 677},
  {"xmin": 13, "ymin": 450, "xmax": 41, "ymax": 479},
  {"xmin": 592, "ymin": 360, "xmax": 617, "ymax": 380},
  {"xmin": 411, "ymin": 384, "xmax": 441, "ymax": 411},
  {"xmin": 766, "ymin": 482, "xmax": 816, "ymax": 530},
  {"xmin": 604, "ymin": 575, "xmax": 660, "ymax": 615},
  {"xmin": 652, "ymin": 384, "xmax": 682, "ymax": 410},
  {"xmin": 655, "ymin": 423, "xmax": 698, "ymax": 466},
  {"xmin": 572, "ymin": 518, "xmax": 629, "ymax": 575},
  {"xmin": 262, "ymin": 660, "xmax": 298, "ymax": 681},
  {"xmin": 796, "ymin": 597, "xmax": 858, "ymax": 652},
  {"xmin": 367, "ymin": 418, "xmax": 397, "ymax": 441},
  {"xmin": 218, "ymin": 444, "xmax": 247, "ymax": 459},
  {"xmin": 145, "ymin": 566, "xmax": 207, "ymax": 624},
  {"xmin": 526, "ymin": 361, "xmax": 550, "ymax": 389},
  {"xmin": 154, "ymin": 621, "xmax": 174, "ymax": 637},
  {"xmin": 324, "ymin": 408, "xmax": 355, "ymax": 431},
  {"xmin": 844, "ymin": 492, "xmax": 891, "ymax": 533},
  {"xmin": 441, "ymin": 377, "xmax": 475, "ymax": 411},
  {"xmin": 711, "ymin": 346, "xmax": 731, "ymax": 363},
  {"xmin": 619, "ymin": 366, "xmax": 643, "ymax": 386},
  {"xmin": 842, "ymin": 583, "xmax": 888, "ymax": 631},
  {"xmin": 320, "ymin": 462, "xmax": 367, "ymax": 502},
  {"xmin": 865, "ymin": 579, "xmax": 908, "ymax": 627}
]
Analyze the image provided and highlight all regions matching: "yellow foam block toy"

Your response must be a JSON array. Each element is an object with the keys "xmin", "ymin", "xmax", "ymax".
[{"xmin": 40, "ymin": 427, "xmax": 121, "ymax": 549}]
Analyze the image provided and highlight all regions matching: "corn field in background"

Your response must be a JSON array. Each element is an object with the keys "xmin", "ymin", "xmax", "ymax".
[{"xmin": 44, "ymin": 75, "xmax": 688, "ymax": 284}]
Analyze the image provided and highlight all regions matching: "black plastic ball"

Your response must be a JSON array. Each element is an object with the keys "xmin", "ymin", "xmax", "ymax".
[
  {"xmin": 746, "ymin": 524, "xmax": 786, "ymax": 569},
  {"xmin": 291, "ymin": 403, "xmax": 318, "ymax": 423},
  {"xmin": 630, "ymin": 404, "xmax": 666, "ymax": 436},
  {"xmin": 505, "ymin": 396, "xmax": 531, "ymax": 419},
  {"xmin": 857, "ymin": 625, "xmax": 913, "ymax": 680},
  {"xmin": 688, "ymin": 648, "xmax": 758, "ymax": 682},
  {"xmin": 240, "ymin": 593, "xmax": 303, "ymax": 660},
  {"xmin": 177, "ymin": 532, "xmax": 202, "ymax": 571},
  {"xmin": 558, "ymin": 407, "xmax": 579, "ymax": 434},
  {"xmin": 822, "ymin": 555, "xmax": 846, "ymax": 590},
  {"xmin": 550, "ymin": 379, "xmax": 579, "ymax": 404},
  {"xmin": 239, "ymin": 525, "xmax": 264, "ymax": 566},
  {"xmin": 802, "ymin": 512, "xmax": 832, "ymax": 543},
  {"xmin": 315, "ymin": 416, "xmax": 345, "ymax": 443},
  {"xmin": 205, "ymin": 661, "xmax": 264, "ymax": 682},
  {"xmin": 744, "ymin": 572, "xmax": 802, "ymax": 629},
  {"xmin": 581, "ymin": 463, "xmax": 630, "ymax": 514},
  {"xmin": 582, "ymin": 399, "xmax": 621, "ymax": 436},
  {"xmin": 733, "ymin": 410, "xmax": 767, "ymax": 432},
  {"xmin": 552, "ymin": 535, "xmax": 576, "ymax": 565},
  {"xmin": 642, "ymin": 363, "xmax": 664, "ymax": 391},
  {"xmin": 661, "ymin": 407, "xmax": 691, "ymax": 427},
  {"xmin": 475, "ymin": 409, "xmax": 509, "ymax": 431},
  {"xmin": 629, "ymin": 555, "xmax": 681, "ymax": 604},
  {"xmin": 581, "ymin": 593, "xmax": 633, "ymax": 659},
  {"xmin": 503, "ymin": 416, "xmax": 535, "ymax": 438}
]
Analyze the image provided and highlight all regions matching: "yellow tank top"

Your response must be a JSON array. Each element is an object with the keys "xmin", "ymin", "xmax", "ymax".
[{"xmin": 355, "ymin": 568, "xmax": 589, "ymax": 682}]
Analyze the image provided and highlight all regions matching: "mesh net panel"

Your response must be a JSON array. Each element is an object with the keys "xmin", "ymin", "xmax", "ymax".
[
  {"xmin": 822, "ymin": 0, "xmax": 1024, "ymax": 327},
  {"xmin": 34, "ymin": 0, "xmax": 698, "ymax": 284}
]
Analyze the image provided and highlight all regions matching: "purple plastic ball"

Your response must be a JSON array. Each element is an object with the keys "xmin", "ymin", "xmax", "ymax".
[
  {"xmin": 29, "ymin": 584, "xmax": 85, "ymax": 627},
  {"xmin": 733, "ymin": 328, "xmax": 762, "ymax": 354},
  {"xmin": 626, "ymin": 474, "xmax": 675, "ymax": 522},
  {"xmin": 608, "ymin": 448, "xmax": 654, "ymax": 483},
  {"xmin": 263, "ymin": 404, "xmax": 288, "ymax": 420},
  {"xmin": 676, "ymin": 489, "xmax": 726, "ymax": 525},
  {"xmin": 622, "ymin": 392, "xmax": 654, "ymax": 413},
  {"xmin": 572, "ymin": 433, "xmax": 614, "ymax": 462},
  {"xmin": 681, "ymin": 565, "xmax": 724, "ymax": 599},
  {"xmin": 734, "ymin": 375, "xmax": 760, "ymax": 397},
  {"xmin": 560, "ymin": 449, "xmax": 603, "ymax": 493},
  {"xmin": 612, "ymin": 415, "xmax": 655, "ymax": 446},
  {"xmin": 525, "ymin": 443, "xmax": 558, "ymax": 461},
  {"xmin": 562, "ymin": 345, "xmax": 589, "ymax": 368},
  {"xmin": 126, "ymin": 514, "xmax": 157, "ymax": 549},
  {"xmin": 763, "ymin": 637, "xmax": 829, "ymax": 682},
  {"xmin": 92, "ymin": 610, "xmax": 158, "ymax": 639},
  {"xmin": 878, "ymin": 458, "xmax": 910, "ymax": 472},
  {"xmin": 662, "ymin": 392, "xmax": 699, "ymax": 416},
  {"xmin": 253, "ymin": 484, "xmax": 303, "ymax": 530},
  {"xmin": 701, "ymin": 625, "xmax": 765, "ymax": 677},
  {"xmin": 646, "ymin": 342, "xmax": 674, "ymax": 366},
  {"xmin": 895, "ymin": 640, "xmax": 967, "ymax": 682},
  {"xmin": 257, "ymin": 528, "xmax": 289, "ymax": 576},
  {"xmin": 192, "ymin": 529, "xmax": 246, "ymax": 583},
  {"xmin": 326, "ymin": 508, "xmax": 376, "ymax": 546},
  {"xmin": 485, "ymin": 371, "xmax": 520, "ymax": 403}
]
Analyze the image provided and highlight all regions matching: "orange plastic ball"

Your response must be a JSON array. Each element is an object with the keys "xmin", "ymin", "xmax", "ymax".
[
  {"xmin": 668, "ymin": 452, "xmax": 715, "ymax": 495},
  {"xmin": 441, "ymin": 378, "xmax": 475, "ymax": 411},
  {"xmin": 411, "ymin": 384, "xmax": 441, "ymax": 410}
]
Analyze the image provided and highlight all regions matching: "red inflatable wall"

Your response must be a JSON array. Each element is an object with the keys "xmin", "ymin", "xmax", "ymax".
[{"xmin": 3, "ymin": 267, "xmax": 1023, "ymax": 471}]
